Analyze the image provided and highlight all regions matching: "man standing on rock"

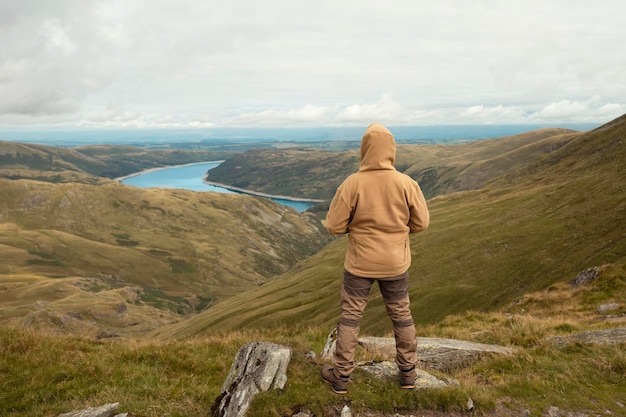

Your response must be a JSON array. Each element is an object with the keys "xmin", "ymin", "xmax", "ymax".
[{"xmin": 322, "ymin": 123, "xmax": 430, "ymax": 394}]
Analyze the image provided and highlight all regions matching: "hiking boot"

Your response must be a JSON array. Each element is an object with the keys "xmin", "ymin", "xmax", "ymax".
[
  {"xmin": 321, "ymin": 365, "xmax": 349, "ymax": 394},
  {"xmin": 399, "ymin": 365, "xmax": 417, "ymax": 389}
]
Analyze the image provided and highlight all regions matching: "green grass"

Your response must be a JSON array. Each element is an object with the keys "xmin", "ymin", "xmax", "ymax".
[
  {"xmin": 0, "ymin": 179, "xmax": 331, "ymax": 338},
  {"xmin": 205, "ymin": 128, "xmax": 578, "ymax": 201},
  {"xmin": 1, "ymin": 260, "xmax": 625, "ymax": 416},
  {"xmin": 1, "ymin": 117, "xmax": 625, "ymax": 415},
  {"xmin": 2, "ymin": 296, "xmax": 625, "ymax": 417}
]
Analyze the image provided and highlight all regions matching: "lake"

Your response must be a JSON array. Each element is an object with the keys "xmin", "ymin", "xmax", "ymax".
[{"xmin": 119, "ymin": 161, "xmax": 317, "ymax": 212}]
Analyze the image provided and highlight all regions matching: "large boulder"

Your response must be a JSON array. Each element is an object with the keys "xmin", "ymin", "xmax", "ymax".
[
  {"xmin": 213, "ymin": 341, "xmax": 292, "ymax": 417},
  {"xmin": 322, "ymin": 330, "xmax": 515, "ymax": 372}
]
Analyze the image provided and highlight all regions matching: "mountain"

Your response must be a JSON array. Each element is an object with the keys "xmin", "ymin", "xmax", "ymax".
[
  {"xmin": 2, "ymin": 118, "xmax": 623, "ymax": 339},
  {"xmin": 153, "ymin": 115, "xmax": 625, "ymax": 338},
  {"xmin": 204, "ymin": 128, "xmax": 577, "ymax": 202},
  {"xmin": 0, "ymin": 141, "xmax": 235, "ymax": 182},
  {"xmin": 0, "ymin": 179, "xmax": 330, "ymax": 336}
]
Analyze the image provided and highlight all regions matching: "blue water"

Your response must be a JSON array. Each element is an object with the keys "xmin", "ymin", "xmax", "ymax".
[
  {"xmin": 120, "ymin": 161, "xmax": 316, "ymax": 212},
  {"xmin": 0, "ymin": 124, "xmax": 599, "ymax": 147}
]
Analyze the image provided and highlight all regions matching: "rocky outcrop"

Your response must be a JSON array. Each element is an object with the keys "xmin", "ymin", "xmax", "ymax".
[
  {"xmin": 359, "ymin": 360, "xmax": 459, "ymax": 388},
  {"xmin": 57, "ymin": 403, "xmax": 125, "ymax": 417},
  {"xmin": 319, "ymin": 330, "xmax": 515, "ymax": 391},
  {"xmin": 360, "ymin": 336, "xmax": 516, "ymax": 372},
  {"xmin": 213, "ymin": 341, "xmax": 292, "ymax": 417},
  {"xmin": 570, "ymin": 266, "xmax": 600, "ymax": 288},
  {"xmin": 322, "ymin": 330, "xmax": 515, "ymax": 373},
  {"xmin": 549, "ymin": 327, "xmax": 626, "ymax": 346}
]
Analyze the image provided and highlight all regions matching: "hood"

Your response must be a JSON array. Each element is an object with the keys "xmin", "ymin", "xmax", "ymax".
[{"xmin": 359, "ymin": 123, "xmax": 396, "ymax": 171}]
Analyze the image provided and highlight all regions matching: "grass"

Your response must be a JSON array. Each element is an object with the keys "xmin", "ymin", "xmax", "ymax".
[
  {"xmin": 155, "ymin": 116, "xmax": 625, "ymax": 336},
  {"xmin": 1, "ymin": 117, "xmax": 625, "ymax": 415},
  {"xmin": 205, "ymin": 128, "xmax": 578, "ymax": 201},
  {"xmin": 0, "ymin": 326, "xmax": 237, "ymax": 417},
  {"xmin": 3, "ymin": 270, "xmax": 625, "ymax": 416},
  {"xmin": 0, "ymin": 178, "xmax": 330, "ymax": 335},
  {"xmin": 2, "ymin": 280, "xmax": 625, "ymax": 417}
]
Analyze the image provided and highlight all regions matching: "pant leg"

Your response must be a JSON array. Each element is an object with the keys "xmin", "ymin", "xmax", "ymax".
[
  {"xmin": 378, "ymin": 272, "xmax": 417, "ymax": 371},
  {"xmin": 334, "ymin": 270, "xmax": 373, "ymax": 376}
]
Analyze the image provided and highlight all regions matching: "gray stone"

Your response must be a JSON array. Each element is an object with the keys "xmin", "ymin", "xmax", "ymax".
[
  {"xmin": 57, "ymin": 403, "xmax": 119, "ymax": 417},
  {"xmin": 356, "ymin": 336, "xmax": 515, "ymax": 372},
  {"xmin": 359, "ymin": 360, "xmax": 458, "ymax": 389},
  {"xmin": 597, "ymin": 302, "xmax": 620, "ymax": 312},
  {"xmin": 571, "ymin": 267, "xmax": 600, "ymax": 288},
  {"xmin": 214, "ymin": 341, "xmax": 291, "ymax": 417},
  {"xmin": 549, "ymin": 327, "xmax": 626, "ymax": 346},
  {"xmin": 545, "ymin": 405, "xmax": 560, "ymax": 417}
]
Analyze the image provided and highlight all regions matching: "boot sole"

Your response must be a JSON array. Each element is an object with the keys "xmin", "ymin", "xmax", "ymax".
[{"xmin": 323, "ymin": 379, "xmax": 348, "ymax": 394}]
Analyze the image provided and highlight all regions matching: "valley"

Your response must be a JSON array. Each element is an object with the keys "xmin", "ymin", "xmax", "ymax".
[{"xmin": 0, "ymin": 116, "xmax": 624, "ymax": 416}]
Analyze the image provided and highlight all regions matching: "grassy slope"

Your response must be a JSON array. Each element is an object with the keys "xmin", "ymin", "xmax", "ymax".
[
  {"xmin": 2, "ymin": 265, "xmax": 624, "ymax": 416},
  {"xmin": 1, "ymin": 119, "xmax": 625, "ymax": 416},
  {"xmin": 0, "ymin": 179, "xmax": 330, "ymax": 336},
  {"xmin": 204, "ymin": 128, "xmax": 577, "ymax": 201},
  {"xmin": 0, "ymin": 140, "xmax": 233, "ymax": 182},
  {"xmin": 153, "ymin": 117, "xmax": 625, "ymax": 338}
]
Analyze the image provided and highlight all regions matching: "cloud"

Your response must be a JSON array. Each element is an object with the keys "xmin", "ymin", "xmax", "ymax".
[
  {"xmin": 0, "ymin": 2, "xmax": 115, "ymax": 116},
  {"xmin": 231, "ymin": 104, "xmax": 337, "ymax": 126},
  {"xmin": 1, "ymin": 0, "xmax": 625, "ymax": 129}
]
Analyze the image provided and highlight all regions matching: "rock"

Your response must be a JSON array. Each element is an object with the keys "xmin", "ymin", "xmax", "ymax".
[
  {"xmin": 96, "ymin": 330, "xmax": 119, "ymax": 340},
  {"xmin": 341, "ymin": 404, "xmax": 352, "ymax": 417},
  {"xmin": 549, "ymin": 327, "xmax": 626, "ymax": 346},
  {"xmin": 304, "ymin": 349, "xmax": 316, "ymax": 361},
  {"xmin": 355, "ymin": 336, "xmax": 515, "ymax": 372},
  {"xmin": 321, "ymin": 329, "xmax": 514, "ymax": 372},
  {"xmin": 213, "ymin": 341, "xmax": 291, "ymax": 417},
  {"xmin": 57, "ymin": 403, "xmax": 120, "ymax": 417},
  {"xmin": 466, "ymin": 397, "xmax": 474, "ymax": 412},
  {"xmin": 597, "ymin": 302, "xmax": 620, "ymax": 312},
  {"xmin": 359, "ymin": 360, "xmax": 458, "ymax": 389},
  {"xmin": 571, "ymin": 267, "xmax": 600, "ymax": 288},
  {"xmin": 321, "ymin": 327, "xmax": 337, "ymax": 359},
  {"xmin": 545, "ymin": 405, "xmax": 560, "ymax": 417}
]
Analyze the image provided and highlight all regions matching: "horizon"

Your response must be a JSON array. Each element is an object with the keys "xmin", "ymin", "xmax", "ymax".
[{"xmin": 0, "ymin": 122, "xmax": 601, "ymax": 147}]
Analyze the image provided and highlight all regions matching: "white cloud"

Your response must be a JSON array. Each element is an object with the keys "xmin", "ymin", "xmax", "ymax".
[{"xmin": 1, "ymin": 0, "xmax": 625, "ymax": 129}]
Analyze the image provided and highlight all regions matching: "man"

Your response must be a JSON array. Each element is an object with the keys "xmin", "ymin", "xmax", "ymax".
[{"xmin": 321, "ymin": 123, "xmax": 430, "ymax": 394}]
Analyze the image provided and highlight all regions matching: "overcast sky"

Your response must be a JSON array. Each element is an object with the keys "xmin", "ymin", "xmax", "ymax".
[{"xmin": 1, "ymin": 0, "xmax": 625, "ymax": 129}]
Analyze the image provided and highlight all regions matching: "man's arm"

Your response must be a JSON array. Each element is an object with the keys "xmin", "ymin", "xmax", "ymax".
[
  {"xmin": 408, "ymin": 181, "xmax": 430, "ymax": 233},
  {"xmin": 324, "ymin": 187, "xmax": 351, "ymax": 235}
]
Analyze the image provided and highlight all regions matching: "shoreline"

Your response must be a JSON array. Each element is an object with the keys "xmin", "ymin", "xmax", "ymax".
[
  {"xmin": 114, "ymin": 160, "xmax": 325, "ymax": 204},
  {"xmin": 202, "ymin": 178, "xmax": 325, "ymax": 203},
  {"xmin": 113, "ymin": 160, "xmax": 225, "ymax": 182}
]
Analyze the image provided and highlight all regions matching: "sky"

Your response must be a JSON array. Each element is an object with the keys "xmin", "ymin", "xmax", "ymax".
[{"xmin": 1, "ymin": 0, "xmax": 625, "ymax": 130}]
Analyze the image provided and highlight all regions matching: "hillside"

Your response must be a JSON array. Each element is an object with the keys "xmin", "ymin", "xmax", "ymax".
[
  {"xmin": 0, "ymin": 179, "xmax": 330, "ymax": 336},
  {"xmin": 153, "ymin": 116, "xmax": 625, "ymax": 337},
  {"xmin": 0, "ymin": 140, "xmax": 234, "ymax": 182},
  {"xmin": 1, "ymin": 119, "xmax": 624, "ymax": 416},
  {"xmin": 204, "ymin": 128, "xmax": 577, "ymax": 202}
]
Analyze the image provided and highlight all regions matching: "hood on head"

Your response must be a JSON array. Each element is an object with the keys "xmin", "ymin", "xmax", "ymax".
[{"xmin": 359, "ymin": 123, "xmax": 396, "ymax": 171}]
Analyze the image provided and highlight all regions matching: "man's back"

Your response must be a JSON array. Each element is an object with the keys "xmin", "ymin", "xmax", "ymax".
[{"xmin": 324, "ymin": 123, "xmax": 429, "ymax": 278}]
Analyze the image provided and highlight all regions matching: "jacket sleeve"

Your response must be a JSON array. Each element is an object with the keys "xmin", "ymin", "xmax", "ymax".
[
  {"xmin": 407, "ymin": 180, "xmax": 430, "ymax": 233},
  {"xmin": 324, "ymin": 186, "xmax": 351, "ymax": 235}
]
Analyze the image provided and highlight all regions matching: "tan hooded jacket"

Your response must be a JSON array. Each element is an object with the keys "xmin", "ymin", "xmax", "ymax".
[{"xmin": 324, "ymin": 123, "xmax": 430, "ymax": 278}]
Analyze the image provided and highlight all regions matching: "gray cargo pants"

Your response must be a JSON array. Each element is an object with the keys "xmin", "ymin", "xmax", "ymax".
[{"xmin": 333, "ymin": 269, "xmax": 417, "ymax": 377}]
